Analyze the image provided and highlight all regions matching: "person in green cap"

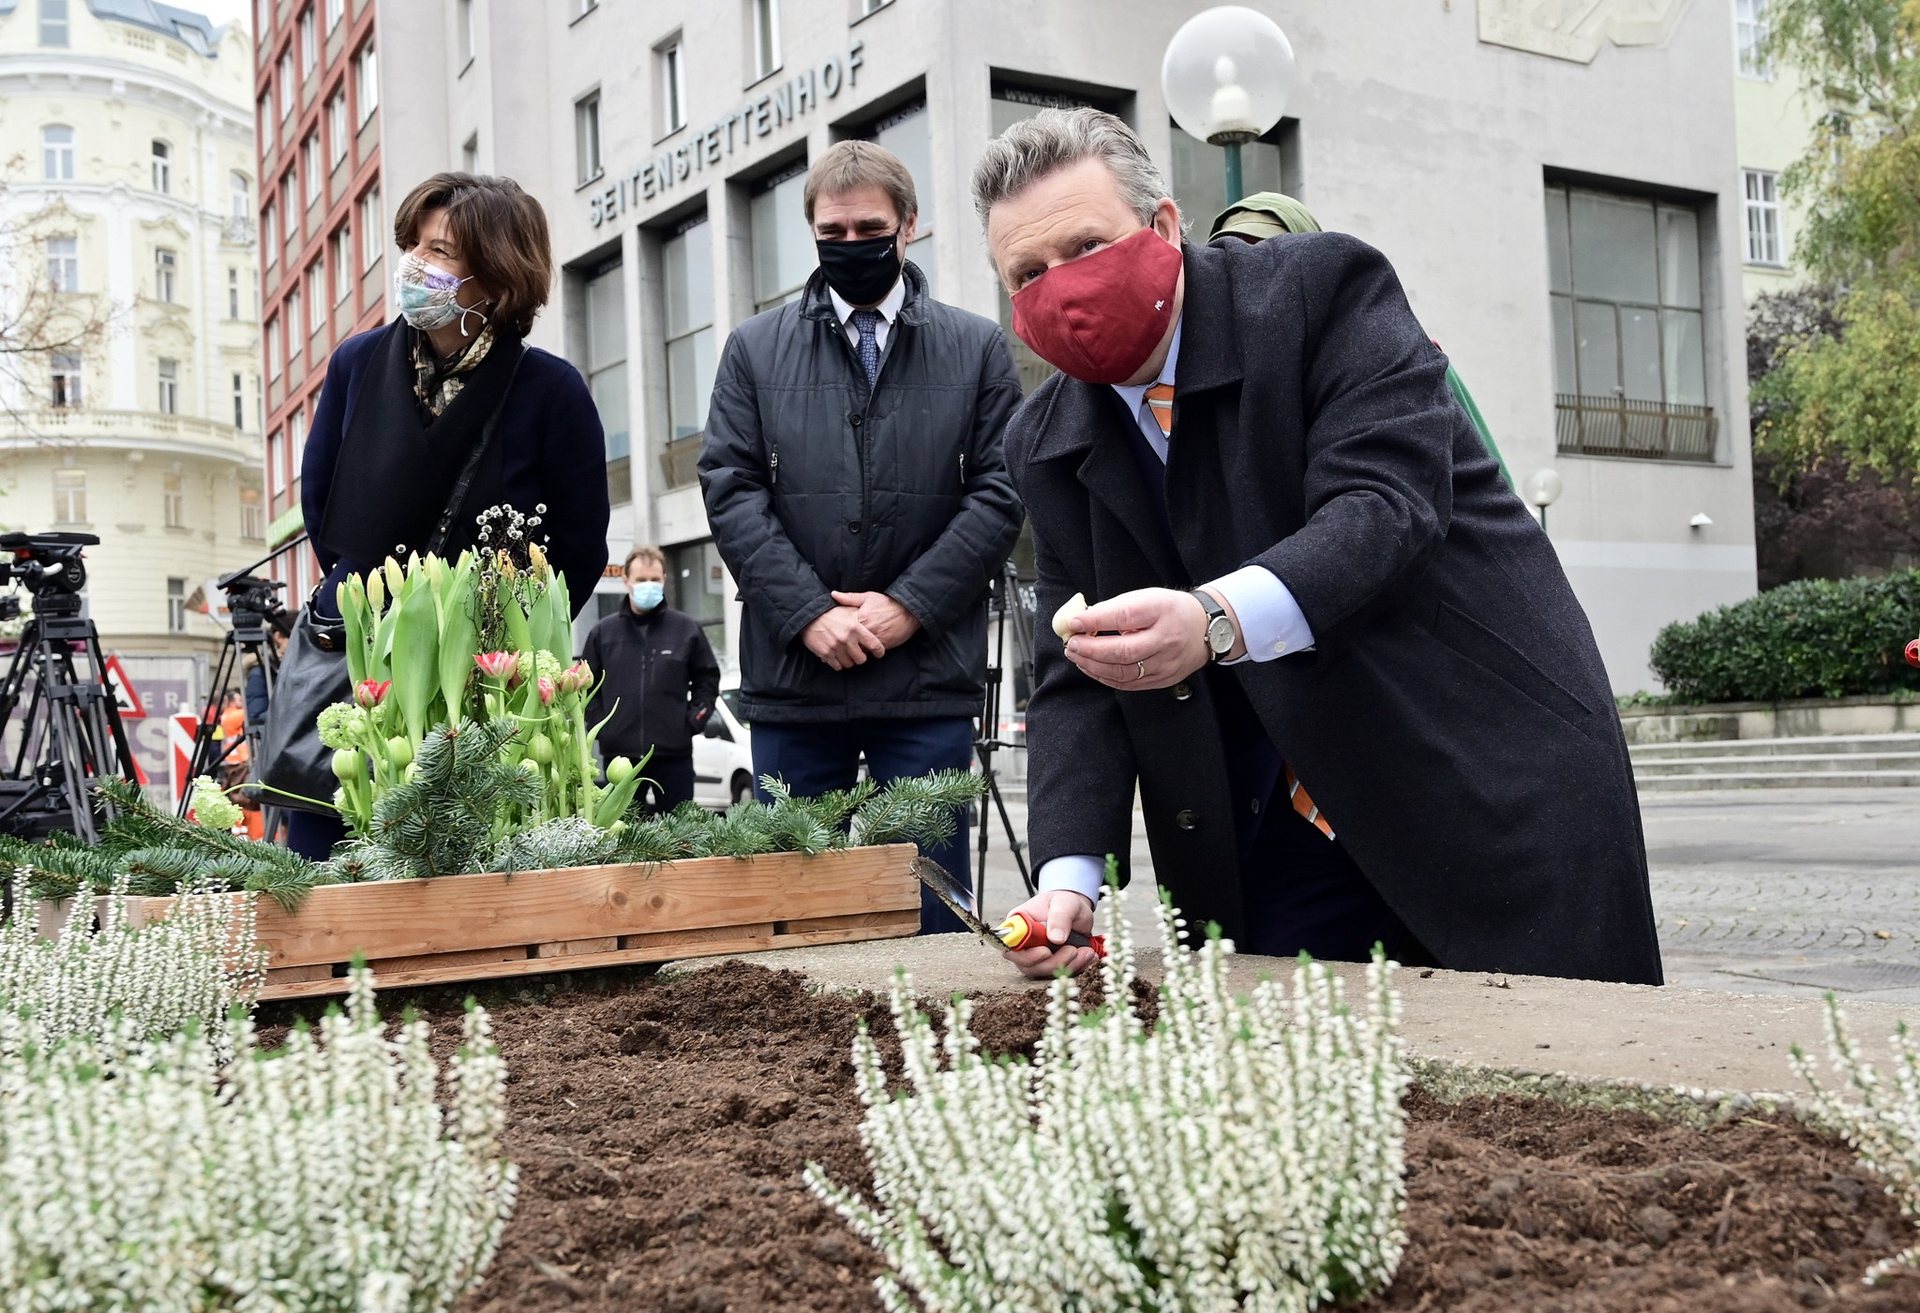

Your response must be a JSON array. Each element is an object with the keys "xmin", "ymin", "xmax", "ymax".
[{"xmin": 1209, "ymin": 193, "xmax": 1515, "ymax": 490}]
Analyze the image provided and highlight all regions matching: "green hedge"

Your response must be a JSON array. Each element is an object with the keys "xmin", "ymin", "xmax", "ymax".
[{"xmin": 1648, "ymin": 569, "xmax": 1920, "ymax": 704}]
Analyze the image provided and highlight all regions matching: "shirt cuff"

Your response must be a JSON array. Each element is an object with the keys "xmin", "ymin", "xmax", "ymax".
[
  {"xmin": 1206, "ymin": 565, "xmax": 1317, "ymax": 663},
  {"xmin": 1035, "ymin": 854, "xmax": 1108, "ymax": 907}
]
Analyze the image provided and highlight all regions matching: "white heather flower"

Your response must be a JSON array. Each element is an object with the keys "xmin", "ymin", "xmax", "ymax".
[{"xmin": 807, "ymin": 885, "xmax": 1411, "ymax": 1313}]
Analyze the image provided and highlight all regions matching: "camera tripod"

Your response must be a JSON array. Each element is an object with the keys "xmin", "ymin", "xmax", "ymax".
[
  {"xmin": 0, "ymin": 590, "xmax": 136, "ymax": 846},
  {"xmin": 974, "ymin": 562, "xmax": 1036, "ymax": 909}
]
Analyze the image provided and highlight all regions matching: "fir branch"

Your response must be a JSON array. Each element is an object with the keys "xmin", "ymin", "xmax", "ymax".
[{"xmin": 851, "ymin": 769, "xmax": 984, "ymax": 849}]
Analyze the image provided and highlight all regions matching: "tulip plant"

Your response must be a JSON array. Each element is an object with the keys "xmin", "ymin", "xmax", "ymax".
[{"xmin": 318, "ymin": 544, "xmax": 646, "ymax": 840}]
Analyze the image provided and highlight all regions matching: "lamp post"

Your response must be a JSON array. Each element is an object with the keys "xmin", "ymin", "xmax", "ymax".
[
  {"xmin": 1162, "ymin": 6, "xmax": 1296, "ymax": 207},
  {"xmin": 1524, "ymin": 468, "xmax": 1563, "ymax": 535}
]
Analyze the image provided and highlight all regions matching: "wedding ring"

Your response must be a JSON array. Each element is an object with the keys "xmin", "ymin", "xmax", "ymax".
[{"xmin": 1135, "ymin": 660, "xmax": 1147, "ymax": 681}]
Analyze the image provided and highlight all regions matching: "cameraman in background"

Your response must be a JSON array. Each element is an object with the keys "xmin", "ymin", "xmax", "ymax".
[{"xmin": 583, "ymin": 546, "xmax": 721, "ymax": 814}]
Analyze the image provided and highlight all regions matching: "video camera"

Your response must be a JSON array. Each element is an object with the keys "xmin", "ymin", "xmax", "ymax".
[
  {"xmin": 216, "ymin": 567, "xmax": 293, "ymax": 640},
  {"xmin": 0, "ymin": 531, "xmax": 96, "ymax": 600}
]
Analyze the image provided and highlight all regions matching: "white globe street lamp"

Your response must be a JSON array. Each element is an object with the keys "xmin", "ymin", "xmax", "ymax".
[
  {"xmin": 1162, "ymin": 6, "xmax": 1296, "ymax": 204},
  {"xmin": 1524, "ymin": 468, "xmax": 1564, "ymax": 535}
]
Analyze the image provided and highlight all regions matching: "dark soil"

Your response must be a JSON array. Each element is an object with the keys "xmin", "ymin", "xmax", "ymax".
[{"xmin": 398, "ymin": 961, "xmax": 1920, "ymax": 1313}]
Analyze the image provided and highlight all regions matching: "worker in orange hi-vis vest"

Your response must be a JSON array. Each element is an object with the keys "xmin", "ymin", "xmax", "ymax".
[{"xmin": 214, "ymin": 690, "xmax": 264, "ymax": 840}]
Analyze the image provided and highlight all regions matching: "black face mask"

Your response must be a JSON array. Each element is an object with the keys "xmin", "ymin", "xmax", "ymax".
[{"xmin": 817, "ymin": 231, "xmax": 904, "ymax": 307}]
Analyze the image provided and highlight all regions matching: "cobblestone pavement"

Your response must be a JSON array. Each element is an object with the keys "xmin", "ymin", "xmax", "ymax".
[{"xmin": 973, "ymin": 785, "xmax": 1920, "ymax": 1002}]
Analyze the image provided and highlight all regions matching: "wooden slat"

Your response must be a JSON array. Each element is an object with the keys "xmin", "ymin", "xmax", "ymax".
[
  {"xmin": 532, "ymin": 935, "xmax": 619, "ymax": 959},
  {"xmin": 619, "ymin": 921, "xmax": 774, "ymax": 954},
  {"xmin": 254, "ymin": 907, "xmax": 923, "ymax": 1001},
  {"xmin": 369, "ymin": 945, "xmax": 529, "ymax": 977},
  {"xmin": 264, "ymin": 963, "xmax": 336, "ymax": 986}
]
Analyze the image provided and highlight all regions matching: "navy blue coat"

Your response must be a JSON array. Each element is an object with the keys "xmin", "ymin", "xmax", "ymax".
[{"xmin": 302, "ymin": 320, "xmax": 610, "ymax": 614}]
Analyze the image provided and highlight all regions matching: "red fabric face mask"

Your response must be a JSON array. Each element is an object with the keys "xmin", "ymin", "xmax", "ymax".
[{"xmin": 1010, "ymin": 228, "xmax": 1183, "ymax": 385}]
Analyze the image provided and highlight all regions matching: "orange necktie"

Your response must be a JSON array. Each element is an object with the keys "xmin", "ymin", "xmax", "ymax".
[{"xmin": 1144, "ymin": 383, "xmax": 1336, "ymax": 842}]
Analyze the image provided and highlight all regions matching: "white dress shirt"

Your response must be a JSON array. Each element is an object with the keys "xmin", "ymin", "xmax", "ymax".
[
  {"xmin": 828, "ymin": 276, "xmax": 907, "ymax": 354},
  {"xmin": 1033, "ymin": 315, "xmax": 1318, "ymax": 908}
]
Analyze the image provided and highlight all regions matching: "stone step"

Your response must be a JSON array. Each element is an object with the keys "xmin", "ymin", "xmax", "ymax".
[
  {"xmin": 1630, "ymin": 732, "xmax": 1920, "ymax": 760},
  {"xmin": 1635, "ymin": 770, "xmax": 1920, "ymax": 791},
  {"xmin": 1634, "ymin": 752, "xmax": 1920, "ymax": 777}
]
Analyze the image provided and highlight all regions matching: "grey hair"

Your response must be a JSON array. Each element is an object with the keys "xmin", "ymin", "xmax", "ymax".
[{"xmin": 970, "ymin": 107, "xmax": 1178, "ymax": 233}]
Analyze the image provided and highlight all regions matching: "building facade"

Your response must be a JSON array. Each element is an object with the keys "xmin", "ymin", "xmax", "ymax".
[
  {"xmin": 1732, "ymin": 0, "xmax": 1821, "ymax": 302},
  {"xmin": 0, "ymin": 0, "xmax": 265, "ymax": 659},
  {"xmin": 372, "ymin": 0, "xmax": 1757, "ymax": 692},
  {"xmin": 251, "ymin": 0, "xmax": 384, "ymax": 602}
]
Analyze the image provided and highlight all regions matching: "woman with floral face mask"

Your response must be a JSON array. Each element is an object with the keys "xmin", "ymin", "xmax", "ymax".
[{"xmin": 283, "ymin": 173, "xmax": 610, "ymax": 856}]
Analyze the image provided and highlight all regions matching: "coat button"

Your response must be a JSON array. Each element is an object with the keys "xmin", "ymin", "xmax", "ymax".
[
  {"xmin": 1175, "ymin": 809, "xmax": 1198, "ymax": 830},
  {"xmin": 1171, "ymin": 682, "xmax": 1192, "ymax": 701},
  {"xmin": 848, "ymin": 521, "xmax": 862, "ymax": 534},
  {"xmin": 849, "ymin": 413, "xmax": 864, "ymax": 427}
]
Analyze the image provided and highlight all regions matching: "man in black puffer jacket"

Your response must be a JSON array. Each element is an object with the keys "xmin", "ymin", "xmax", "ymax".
[
  {"xmin": 700, "ymin": 141, "xmax": 1024, "ymax": 934},
  {"xmin": 584, "ymin": 545, "xmax": 722, "ymax": 814}
]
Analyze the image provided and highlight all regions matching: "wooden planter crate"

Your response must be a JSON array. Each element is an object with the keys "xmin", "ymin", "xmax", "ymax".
[{"xmin": 120, "ymin": 845, "xmax": 921, "ymax": 1001}]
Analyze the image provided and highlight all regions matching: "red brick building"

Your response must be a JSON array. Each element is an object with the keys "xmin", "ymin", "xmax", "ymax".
[{"xmin": 253, "ymin": 0, "xmax": 385, "ymax": 599}]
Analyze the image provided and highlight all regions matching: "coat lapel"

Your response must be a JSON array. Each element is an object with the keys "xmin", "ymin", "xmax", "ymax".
[{"xmin": 1066, "ymin": 389, "xmax": 1188, "ymax": 588}]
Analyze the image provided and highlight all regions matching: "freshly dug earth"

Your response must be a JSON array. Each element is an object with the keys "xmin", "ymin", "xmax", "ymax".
[{"xmin": 395, "ymin": 961, "xmax": 1919, "ymax": 1313}]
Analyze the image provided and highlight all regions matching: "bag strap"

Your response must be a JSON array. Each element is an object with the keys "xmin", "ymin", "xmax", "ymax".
[{"xmin": 428, "ymin": 341, "xmax": 528, "ymax": 556}]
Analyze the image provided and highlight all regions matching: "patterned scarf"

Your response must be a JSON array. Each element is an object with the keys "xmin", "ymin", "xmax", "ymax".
[{"xmin": 411, "ymin": 324, "xmax": 496, "ymax": 417}]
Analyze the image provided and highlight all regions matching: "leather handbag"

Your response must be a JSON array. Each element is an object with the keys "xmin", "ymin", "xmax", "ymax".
[{"xmin": 253, "ymin": 346, "xmax": 526, "ymax": 816}]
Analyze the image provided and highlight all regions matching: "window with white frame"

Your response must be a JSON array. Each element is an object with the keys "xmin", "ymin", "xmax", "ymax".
[
  {"xmin": 282, "ymin": 172, "xmax": 297, "ymax": 236},
  {"xmin": 660, "ymin": 40, "xmax": 686, "ymax": 135},
  {"xmin": 50, "ymin": 353, "xmax": 81, "ymax": 408},
  {"xmin": 269, "ymin": 427, "xmax": 286, "ymax": 498},
  {"xmin": 299, "ymin": 6, "xmax": 316, "ymax": 73},
  {"xmin": 288, "ymin": 408, "xmax": 307, "ymax": 481},
  {"xmin": 232, "ymin": 372, "xmax": 246, "ymax": 430},
  {"xmin": 53, "ymin": 470, "xmax": 86, "ymax": 524},
  {"xmin": 357, "ymin": 44, "xmax": 379, "ymax": 124},
  {"xmin": 458, "ymin": 0, "xmax": 475, "ymax": 66},
  {"xmin": 1744, "ymin": 169, "xmax": 1784, "ymax": 266},
  {"xmin": 750, "ymin": 0, "xmax": 781, "ymax": 80},
  {"xmin": 155, "ymin": 248, "xmax": 177, "ymax": 302},
  {"xmin": 279, "ymin": 51, "xmax": 295, "ymax": 118},
  {"xmin": 287, "ymin": 286, "xmax": 303, "ymax": 346},
  {"xmin": 240, "ymin": 485, "xmax": 265, "ymax": 539},
  {"xmin": 40, "ymin": 0, "xmax": 69, "ymax": 45},
  {"xmin": 267, "ymin": 314, "xmax": 282, "ymax": 377},
  {"xmin": 332, "ymin": 226, "xmax": 353, "ymax": 302},
  {"xmin": 45, "ymin": 236, "xmax": 77, "ymax": 292},
  {"xmin": 576, "ymin": 92, "xmax": 603, "ymax": 185},
  {"xmin": 308, "ymin": 260, "xmax": 325, "ymax": 331},
  {"xmin": 264, "ymin": 203, "xmax": 278, "ymax": 267},
  {"xmin": 304, "ymin": 132, "xmax": 321, "ymax": 203},
  {"xmin": 360, "ymin": 186, "xmax": 382, "ymax": 268},
  {"xmin": 151, "ymin": 140, "xmax": 171, "ymax": 194},
  {"xmin": 663, "ymin": 216, "xmax": 717, "ymax": 446},
  {"xmin": 326, "ymin": 0, "xmax": 342, "ymax": 31},
  {"xmin": 256, "ymin": 0, "xmax": 271, "ymax": 40},
  {"xmin": 167, "ymin": 578, "xmax": 187, "ymax": 633},
  {"xmin": 325, "ymin": 94, "xmax": 346, "ymax": 168},
  {"xmin": 259, "ymin": 95, "xmax": 275, "ymax": 154},
  {"xmin": 42, "ymin": 125, "xmax": 74, "ymax": 181},
  {"xmin": 1736, "ymin": 0, "xmax": 1771, "ymax": 79},
  {"xmin": 230, "ymin": 170, "xmax": 250, "ymax": 221},
  {"xmin": 163, "ymin": 472, "xmax": 185, "ymax": 528},
  {"xmin": 228, "ymin": 267, "xmax": 241, "ymax": 318},
  {"xmin": 158, "ymin": 358, "xmax": 180, "ymax": 415}
]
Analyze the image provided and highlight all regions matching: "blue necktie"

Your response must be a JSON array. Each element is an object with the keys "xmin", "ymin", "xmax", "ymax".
[{"xmin": 851, "ymin": 309, "xmax": 882, "ymax": 387}]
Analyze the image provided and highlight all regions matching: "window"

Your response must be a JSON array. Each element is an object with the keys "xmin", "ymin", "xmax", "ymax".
[
  {"xmin": 356, "ymin": 44, "xmax": 378, "ymax": 124},
  {"xmin": 1736, "ymin": 0, "xmax": 1771, "ymax": 79},
  {"xmin": 299, "ymin": 6, "xmax": 316, "ymax": 73},
  {"xmin": 749, "ymin": 164, "xmax": 812, "ymax": 311},
  {"xmin": 304, "ymin": 132, "xmax": 321, "ymax": 204},
  {"xmin": 256, "ymin": 0, "xmax": 271, "ymax": 40},
  {"xmin": 308, "ymin": 260, "xmax": 326, "ymax": 331},
  {"xmin": 230, "ymin": 170, "xmax": 250, "ymax": 221},
  {"xmin": 462, "ymin": 134, "xmax": 479, "ymax": 172},
  {"xmin": 1545, "ymin": 183, "xmax": 1715, "ymax": 461},
  {"xmin": 54, "ymin": 470, "xmax": 86, "ymax": 525},
  {"xmin": 863, "ymin": 102, "xmax": 936, "ymax": 296},
  {"xmin": 42, "ymin": 125, "xmax": 74, "ymax": 181},
  {"xmin": 267, "ymin": 314, "xmax": 282, "ymax": 377},
  {"xmin": 232, "ymin": 372, "xmax": 246, "ymax": 429},
  {"xmin": 663, "ymin": 216, "xmax": 718, "ymax": 452},
  {"xmin": 263, "ymin": 204, "xmax": 278, "ymax": 268},
  {"xmin": 659, "ymin": 41, "xmax": 686, "ymax": 134},
  {"xmin": 458, "ymin": 0, "xmax": 474, "ymax": 66},
  {"xmin": 332, "ymin": 226, "xmax": 353, "ymax": 302},
  {"xmin": 45, "ymin": 236, "xmax": 77, "ymax": 292},
  {"xmin": 360, "ymin": 186, "xmax": 382, "ymax": 269},
  {"xmin": 167, "ymin": 578, "xmax": 187, "ymax": 633},
  {"xmin": 750, "ymin": 0, "xmax": 781, "ymax": 80},
  {"xmin": 163, "ymin": 472, "xmax": 185, "ymax": 528},
  {"xmin": 50, "ymin": 353, "xmax": 82, "ymax": 408},
  {"xmin": 151, "ymin": 140, "xmax": 171, "ymax": 194},
  {"xmin": 860, "ymin": 0, "xmax": 891, "ymax": 12},
  {"xmin": 326, "ymin": 0, "xmax": 343, "ymax": 30},
  {"xmin": 1744, "ymin": 169, "xmax": 1783, "ymax": 266},
  {"xmin": 576, "ymin": 0, "xmax": 597, "ymax": 15},
  {"xmin": 287, "ymin": 286, "xmax": 303, "ymax": 346},
  {"xmin": 228, "ymin": 267, "xmax": 241, "ymax": 318},
  {"xmin": 240, "ymin": 486, "xmax": 265, "ymax": 539},
  {"xmin": 278, "ymin": 51, "xmax": 294, "ymax": 118},
  {"xmin": 157, "ymin": 358, "xmax": 179, "ymax": 415},
  {"xmin": 585, "ymin": 262, "xmax": 630, "ymax": 469},
  {"xmin": 575, "ymin": 92, "xmax": 603, "ymax": 185},
  {"xmin": 154, "ymin": 248, "xmax": 177, "ymax": 302},
  {"xmin": 328, "ymin": 93, "xmax": 348, "ymax": 165},
  {"xmin": 269, "ymin": 428, "xmax": 287, "ymax": 498},
  {"xmin": 40, "ymin": 0, "xmax": 68, "ymax": 46},
  {"xmin": 259, "ymin": 95, "xmax": 275, "ymax": 154},
  {"xmin": 288, "ymin": 408, "xmax": 307, "ymax": 481},
  {"xmin": 282, "ymin": 172, "xmax": 297, "ymax": 234}
]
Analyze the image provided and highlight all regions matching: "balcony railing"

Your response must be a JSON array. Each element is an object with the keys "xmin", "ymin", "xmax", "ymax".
[
  {"xmin": 1554, "ymin": 393, "xmax": 1717, "ymax": 462},
  {"xmin": 0, "ymin": 408, "xmax": 253, "ymax": 457}
]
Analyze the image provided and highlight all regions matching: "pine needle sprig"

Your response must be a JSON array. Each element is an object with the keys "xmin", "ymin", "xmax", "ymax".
[{"xmin": 849, "ymin": 769, "xmax": 984, "ymax": 849}]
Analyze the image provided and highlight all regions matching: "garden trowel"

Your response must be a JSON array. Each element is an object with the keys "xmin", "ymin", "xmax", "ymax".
[{"xmin": 910, "ymin": 856, "xmax": 1105, "ymax": 958}]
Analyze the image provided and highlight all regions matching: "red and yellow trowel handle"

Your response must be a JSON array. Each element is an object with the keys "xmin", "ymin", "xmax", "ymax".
[{"xmin": 995, "ymin": 909, "xmax": 1106, "ymax": 958}]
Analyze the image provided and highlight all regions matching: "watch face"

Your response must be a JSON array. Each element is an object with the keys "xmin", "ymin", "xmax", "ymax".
[{"xmin": 1206, "ymin": 614, "xmax": 1236, "ymax": 654}]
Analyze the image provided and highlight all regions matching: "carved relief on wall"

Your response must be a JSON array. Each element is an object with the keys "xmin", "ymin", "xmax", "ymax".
[{"xmin": 1478, "ymin": 0, "xmax": 1694, "ymax": 64}]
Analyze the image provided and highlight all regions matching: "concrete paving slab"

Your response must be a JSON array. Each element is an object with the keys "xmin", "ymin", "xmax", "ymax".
[{"xmin": 673, "ymin": 933, "xmax": 1920, "ymax": 1099}]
